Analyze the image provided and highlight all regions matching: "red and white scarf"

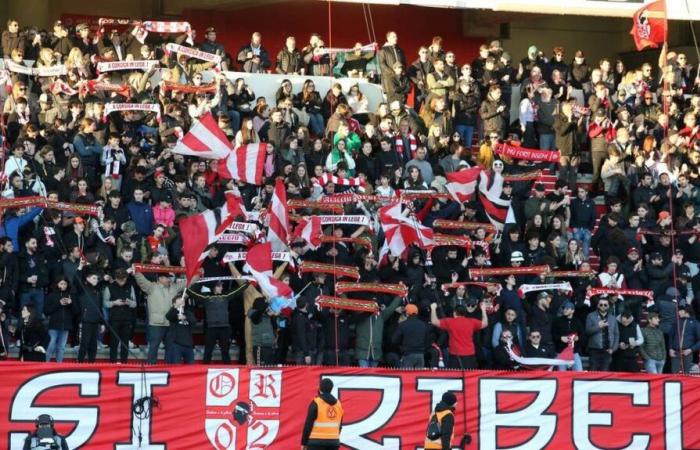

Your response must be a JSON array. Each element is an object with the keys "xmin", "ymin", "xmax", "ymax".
[
  {"xmin": 103, "ymin": 102, "xmax": 161, "ymax": 122},
  {"xmin": 315, "ymin": 173, "xmax": 366, "ymax": 192},
  {"xmin": 165, "ymin": 43, "xmax": 221, "ymax": 64},
  {"xmin": 132, "ymin": 21, "xmax": 193, "ymax": 45},
  {"xmin": 217, "ymin": 233, "xmax": 251, "ymax": 245},
  {"xmin": 49, "ymin": 79, "xmax": 78, "ymax": 96},
  {"xmin": 133, "ymin": 263, "xmax": 186, "ymax": 274},
  {"xmin": 5, "ymin": 60, "xmax": 66, "ymax": 77},
  {"xmin": 162, "ymin": 81, "xmax": 218, "ymax": 94},
  {"xmin": 517, "ymin": 282, "xmax": 573, "ymax": 298},
  {"xmin": 395, "ymin": 133, "xmax": 417, "ymax": 159},
  {"xmin": 315, "ymin": 43, "xmax": 378, "ymax": 56}
]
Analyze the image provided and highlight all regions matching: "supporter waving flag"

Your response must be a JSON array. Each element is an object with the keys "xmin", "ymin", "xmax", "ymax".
[
  {"xmin": 268, "ymin": 178, "xmax": 289, "ymax": 251},
  {"xmin": 244, "ymin": 242, "xmax": 293, "ymax": 299},
  {"xmin": 180, "ymin": 191, "xmax": 244, "ymax": 283},
  {"xmin": 171, "ymin": 112, "xmax": 233, "ymax": 159}
]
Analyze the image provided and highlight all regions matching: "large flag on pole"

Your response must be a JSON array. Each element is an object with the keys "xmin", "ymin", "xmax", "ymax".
[
  {"xmin": 180, "ymin": 192, "xmax": 243, "ymax": 282},
  {"xmin": 446, "ymin": 167, "xmax": 481, "ymax": 203},
  {"xmin": 171, "ymin": 112, "xmax": 233, "ymax": 159},
  {"xmin": 267, "ymin": 178, "xmax": 289, "ymax": 251},
  {"xmin": 630, "ymin": 0, "xmax": 667, "ymax": 51},
  {"xmin": 378, "ymin": 202, "xmax": 434, "ymax": 259}
]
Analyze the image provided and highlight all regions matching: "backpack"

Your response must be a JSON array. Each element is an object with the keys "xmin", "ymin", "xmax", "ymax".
[{"xmin": 426, "ymin": 413, "xmax": 442, "ymax": 440}]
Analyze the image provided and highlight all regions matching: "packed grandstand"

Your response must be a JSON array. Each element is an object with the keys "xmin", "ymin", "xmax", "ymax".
[{"xmin": 0, "ymin": 1, "xmax": 699, "ymax": 378}]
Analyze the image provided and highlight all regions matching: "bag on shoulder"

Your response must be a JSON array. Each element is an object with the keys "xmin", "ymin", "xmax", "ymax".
[{"xmin": 426, "ymin": 413, "xmax": 441, "ymax": 440}]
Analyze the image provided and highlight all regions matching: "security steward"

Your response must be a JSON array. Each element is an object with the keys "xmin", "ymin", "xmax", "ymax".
[
  {"xmin": 301, "ymin": 378, "xmax": 344, "ymax": 450},
  {"xmin": 424, "ymin": 391, "xmax": 457, "ymax": 450}
]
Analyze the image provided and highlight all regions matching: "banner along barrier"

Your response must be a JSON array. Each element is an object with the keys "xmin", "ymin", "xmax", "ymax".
[{"xmin": 1, "ymin": 362, "xmax": 698, "ymax": 449}]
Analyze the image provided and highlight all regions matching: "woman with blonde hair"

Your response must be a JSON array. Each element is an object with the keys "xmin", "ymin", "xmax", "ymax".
[{"xmin": 3, "ymin": 80, "xmax": 30, "ymax": 113}]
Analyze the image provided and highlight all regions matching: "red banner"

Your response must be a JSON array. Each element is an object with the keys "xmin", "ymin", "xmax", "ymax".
[
  {"xmin": 494, "ymin": 142, "xmax": 561, "ymax": 162},
  {"xmin": 630, "ymin": 0, "xmax": 667, "ymax": 51},
  {"xmin": 0, "ymin": 363, "xmax": 698, "ymax": 449}
]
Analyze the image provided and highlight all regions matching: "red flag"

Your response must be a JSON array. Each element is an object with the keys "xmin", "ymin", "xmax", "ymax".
[
  {"xmin": 180, "ymin": 192, "xmax": 243, "ymax": 283},
  {"xmin": 217, "ymin": 143, "xmax": 267, "ymax": 185},
  {"xmin": 445, "ymin": 167, "xmax": 481, "ymax": 203},
  {"xmin": 291, "ymin": 216, "xmax": 322, "ymax": 249},
  {"xmin": 172, "ymin": 112, "xmax": 233, "ymax": 159},
  {"xmin": 378, "ymin": 202, "xmax": 434, "ymax": 259},
  {"xmin": 267, "ymin": 178, "xmax": 289, "ymax": 252},
  {"xmin": 630, "ymin": 0, "xmax": 667, "ymax": 51},
  {"xmin": 245, "ymin": 242, "xmax": 293, "ymax": 298}
]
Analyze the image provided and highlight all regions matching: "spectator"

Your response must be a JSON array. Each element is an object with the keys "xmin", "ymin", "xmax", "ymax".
[
  {"xmin": 640, "ymin": 312, "xmax": 666, "ymax": 374},
  {"xmin": 552, "ymin": 301, "xmax": 583, "ymax": 371},
  {"xmin": 612, "ymin": 310, "xmax": 644, "ymax": 372},
  {"xmin": 44, "ymin": 277, "xmax": 76, "ymax": 362},
  {"xmin": 237, "ymin": 32, "xmax": 270, "ymax": 73},
  {"xmin": 165, "ymin": 295, "xmax": 196, "ymax": 364},
  {"xmin": 430, "ymin": 298, "xmax": 487, "ymax": 369},
  {"xmin": 134, "ymin": 270, "xmax": 186, "ymax": 364},
  {"xmin": 668, "ymin": 302, "xmax": 700, "ymax": 374},
  {"xmin": 586, "ymin": 297, "xmax": 619, "ymax": 371},
  {"xmin": 103, "ymin": 269, "xmax": 137, "ymax": 364},
  {"xmin": 392, "ymin": 303, "xmax": 428, "ymax": 368},
  {"xmin": 355, "ymin": 296, "xmax": 402, "ymax": 367}
]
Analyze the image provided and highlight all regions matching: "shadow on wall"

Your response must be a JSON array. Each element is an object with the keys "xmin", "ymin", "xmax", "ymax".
[{"xmin": 183, "ymin": 2, "xmax": 482, "ymax": 72}]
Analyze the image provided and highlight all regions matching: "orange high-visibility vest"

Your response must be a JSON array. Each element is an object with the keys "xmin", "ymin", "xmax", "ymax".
[
  {"xmin": 424, "ymin": 409, "xmax": 454, "ymax": 449},
  {"xmin": 309, "ymin": 397, "xmax": 344, "ymax": 441}
]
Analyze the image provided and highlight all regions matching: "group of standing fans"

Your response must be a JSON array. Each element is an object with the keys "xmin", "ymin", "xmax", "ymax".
[{"xmin": 1, "ymin": 17, "xmax": 700, "ymax": 375}]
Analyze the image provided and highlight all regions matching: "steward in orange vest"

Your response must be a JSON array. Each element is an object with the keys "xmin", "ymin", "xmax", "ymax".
[
  {"xmin": 301, "ymin": 378, "xmax": 344, "ymax": 450},
  {"xmin": 424, "ymin": 391, "xmax": 457, "ymax": 450}
]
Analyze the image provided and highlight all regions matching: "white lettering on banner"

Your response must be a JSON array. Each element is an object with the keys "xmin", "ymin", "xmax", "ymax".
[
  {"xmin": 416, "ymin": 377, "xmax": 465, "ymax": 415},
  {"xmin": 479, "ymin": 378, "xmax": 557, "ymax": 450},
  {"xmin": 249, "ymin": 370, "xmax": 282, "ymax": 408},
  {"xmin": 326, "ymin": 375, "xmax": 401, "ymax": 449},
  {"xmin": 573, "ymin": 380, "xmax": 650, "ymax": 450},
  {"xmin": 115, "ymin": 372, "xmax": 169, "ymax": 450},
  {"xmin": 665, "ymin": 382, "xmax": 683, "ymax": 450},
  {"xmin": 205, "ymin": 418, "xmax": 237, "ymax": 450},
  {"xmin": 248, "ymin": 420, "xmax": 280, "ymax": 449},
  {"xmin": 227, "ymin": 222, "xmax": 259, "ymax": 234},
  {"xmin": 8, "ymin": 372, "xmax": 100, "ymax": 450},
  {"xmin": 206, "ymin": 368, "xmax": 240, "ymax": 407}
]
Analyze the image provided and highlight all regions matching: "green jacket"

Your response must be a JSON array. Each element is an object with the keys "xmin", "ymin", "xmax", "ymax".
[{"xmin": 354, "ymin": 296, "xmax": 402, "ymax": 361}]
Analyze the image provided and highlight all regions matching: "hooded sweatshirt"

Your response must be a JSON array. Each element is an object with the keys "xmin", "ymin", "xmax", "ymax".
[{"xmin": 301, "ymin": 392, "xmax": 342, "ymax": 446}]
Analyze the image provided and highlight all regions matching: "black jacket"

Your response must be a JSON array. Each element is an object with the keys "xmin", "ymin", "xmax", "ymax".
[
  {"xmin": 523, "ymin": 343, "xmax": 556, "ymax": 358},
  {"xmin": 186, "ymin": 284, "xmax": 246, "ymax": 328},
  {"xmin": 392, "ymin": 315, "xmax": 429, "ymax": 355},
  {"xmin": 45, "ymin": 290, "xmax": 78, "ymax": 330},
  {"xmin": 570, "ymin": 197, "xmax": 596, "ymax": 230},
  {"xmin": 430, "ymin": 401, "xmax": 455, "ymax": 450},
  {"xmin": 551, "ymin": 315, "xmax": 584, "ymax": 353},
  {"xmin": 291, "ymin": 308, "xmax": 316, "ymax": 356},
  {"xmin": 75, "ymin": 276, "xmax": 104, "ymax": 324},
  {"xmin": 165, "ymin": 307, "xmax": 196, "ymax": 347},
  {"xmin": 18, "ymin": 250, "xmax": 49, "ymax": 292}
]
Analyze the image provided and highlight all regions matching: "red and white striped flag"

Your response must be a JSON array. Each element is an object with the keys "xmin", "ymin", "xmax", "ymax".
[
  {"xmin": 172, "ymin": 112, "xmax": 233, "ymax": 159},
  {"xmin": 245, "ymin": 242, "xmax": 293, "ymax": 299},
  {"xmin": 478, "ymin": 169, "xmax": 516, "ymax": 231},
  {"xmin": 217, "ymin": 143, "xmax": 267, "ymax": 185},
  {"xmin": 379, "ymin": 202, "xmax": 434, "ymax": 259},
  {"xmin": 267, "ymin": 178, "xmax": 289, "ymax": 251},
  {"xmin": 291, "ymin": 216, "xmax": 322, "ymax": 249},
  {"xmin": 180, "ymin": 191, "xmax": 244, "ymax": 282},
  {"xmin": 446, "ymin": 167, "xmax": 481, "ymax": 203}
]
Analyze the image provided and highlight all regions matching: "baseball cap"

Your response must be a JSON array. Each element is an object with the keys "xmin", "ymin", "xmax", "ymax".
[
  {"xmin": 627, "ymin": 247, "xmax": 639, "ymax": 256},
  {"xmin": 510, "ymin": 251, "xmax": 524, "ymax": 262}
]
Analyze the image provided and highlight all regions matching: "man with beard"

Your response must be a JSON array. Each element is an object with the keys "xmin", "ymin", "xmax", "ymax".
[{"xmin": 586, "ymin": 297, "xmax": 619, "ymax": 372}]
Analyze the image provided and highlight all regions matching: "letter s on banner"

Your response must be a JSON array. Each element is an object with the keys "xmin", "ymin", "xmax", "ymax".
[
  {"xmin": 325, "ymin": 375, "xmax": 401, "ymax": 450},
  {"xmin": 479, "ymin": 378, "xmax": 558, "ymax": 450},
  {"xmin": 9, "ymin": 372, "xmax": 100, "ymax": 450}
]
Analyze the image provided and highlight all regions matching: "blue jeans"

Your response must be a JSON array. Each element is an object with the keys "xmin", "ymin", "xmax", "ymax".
[
  {"xmin": 573, "ymin": 228, "xmax": 592, "ymax": 260},
  {"xmin": 455, "ymin": 124, "xmax": 474, "ymax": 148},
  {"xmin": 46, "ymin": 329, "xmax": 69, "ymax": 362},
  {"xmin": 358, "ymin": 358, "xmax": 379, "ymax": 368},
  {"xmin": 308, "ymin": 113, "xmax": 325, "ymax": 137},
  {"xmin": 644, "ymin": 358, "xmax": 665, "ymax": 374},
  {"xmin": 227, "ymin": 110, "xmax": 241, "ymax": 134},
  {"xmin": 147, "ymin": 325, "xmax": 168, "ymax": 364},
  {"xmin": 557, "ymin": 352, "xmax": 583, "ymax": 372},
  {"xmin": 539, "ymin": 133, "xmax": 556, "ymax": 150},
  {"xmin": 20, "ymin": 288, "xmax": 45, "ymax": 318},
  {"xmin": 166, "ymin": 343, "xmax": 194, "ymax": 364}
]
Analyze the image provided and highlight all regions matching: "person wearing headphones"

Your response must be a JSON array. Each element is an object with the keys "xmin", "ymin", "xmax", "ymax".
[{"xmin": 23, "ymin": 414, "xmax": 69, "ymax": 450}]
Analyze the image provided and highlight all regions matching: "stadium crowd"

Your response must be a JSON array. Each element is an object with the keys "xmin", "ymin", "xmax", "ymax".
[{"xmin": 1, "ymin": 17, "xmax": 700, "ymax": 374}]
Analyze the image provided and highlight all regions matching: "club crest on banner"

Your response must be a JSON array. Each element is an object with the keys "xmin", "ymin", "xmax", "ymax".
[{"xmin": 204, "ymin": 369, "xmax": 281, "ymax": 450}]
